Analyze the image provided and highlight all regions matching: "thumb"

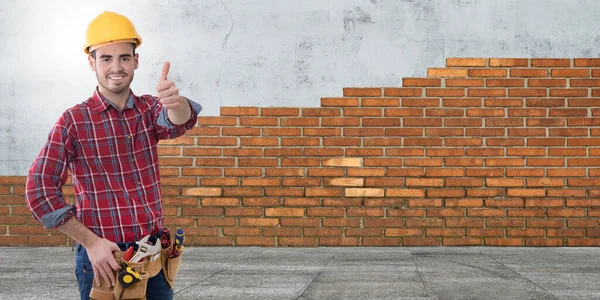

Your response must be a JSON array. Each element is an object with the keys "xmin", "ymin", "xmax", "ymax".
[{"xmin": 160, "ymin": 61, "xmax": 170, "ymax": 81}]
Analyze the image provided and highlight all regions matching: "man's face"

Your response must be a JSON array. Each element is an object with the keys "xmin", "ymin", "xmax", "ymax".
[{"xmin": 88, "ymin": 42, "xmax": 138, "ymax": 96}]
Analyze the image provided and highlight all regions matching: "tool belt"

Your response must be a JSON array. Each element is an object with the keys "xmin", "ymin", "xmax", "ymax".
[{"xmin": 89, "ymin": 244, "xmax": 182, "ymax": 300}]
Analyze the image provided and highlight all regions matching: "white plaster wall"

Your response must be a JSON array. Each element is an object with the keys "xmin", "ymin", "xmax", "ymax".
[{"xmin": 2, "ymin": 0, "xmax": 600, "ymax": 175}]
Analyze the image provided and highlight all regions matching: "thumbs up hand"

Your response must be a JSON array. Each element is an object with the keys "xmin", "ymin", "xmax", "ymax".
[{"xmin": 156, "ymin": 61, "xmax": 184, "ymax": 110}]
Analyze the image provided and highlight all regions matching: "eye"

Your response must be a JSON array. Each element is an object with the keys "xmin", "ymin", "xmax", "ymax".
[
  {"xmin": 122, "ymin": 57, "xmax": 130, "ymax": 62},
  {"xmin": 101, "ymin": 57, "xmax": 110, "ymax": 63}
]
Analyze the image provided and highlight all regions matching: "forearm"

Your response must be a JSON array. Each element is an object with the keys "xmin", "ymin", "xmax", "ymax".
[
  {"xmin": 166, "ymin": 97, "xmax": 192, "ymax": 125},
  {"xmin": 56, "ymin": 217, "xmax": 100, "ymax": 248}
]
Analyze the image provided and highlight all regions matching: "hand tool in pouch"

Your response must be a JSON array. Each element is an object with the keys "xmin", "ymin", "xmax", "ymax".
[
  {"xmin": 160, "ymin": 227, "xmax": 171, "ymax": 249},
  {"xmin": 129, "ymin": 234, "xmax": 162, "ymax": 263},
  {"xmin": 168, "ymin": 228, "xmax": 185, "ymax": 258},
  {"xmin": 118, "ymin": 267, "xmax": 141, "ymax": 288},
  {"xmin": 123, "ymin": 246, "xmax": 134, "ymax": 261}
]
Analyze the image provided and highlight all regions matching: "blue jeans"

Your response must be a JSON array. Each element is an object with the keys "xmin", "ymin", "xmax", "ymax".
[{"xmin": 75, "ymin": 243, "xmax": 173, "ymax": 300}]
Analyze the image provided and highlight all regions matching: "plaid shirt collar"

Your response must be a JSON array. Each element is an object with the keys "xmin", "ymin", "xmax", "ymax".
[{"xmin": 90, "ymin": 88, "xmax": 136, "ymax": 113}]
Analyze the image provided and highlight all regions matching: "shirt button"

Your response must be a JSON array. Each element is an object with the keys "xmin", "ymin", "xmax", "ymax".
[
  {"xmin": 138, "ymin": 181, "xmax": 142, "ymax": 185},
  {"xmin": 131, "ymin": 159, "xmax": 134, "ymax": 162}
]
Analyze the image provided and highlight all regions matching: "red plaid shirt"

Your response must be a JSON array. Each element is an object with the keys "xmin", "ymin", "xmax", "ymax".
[{"xmin": 25, "ymin": 89, "xmax": 200, "ymax": 243}]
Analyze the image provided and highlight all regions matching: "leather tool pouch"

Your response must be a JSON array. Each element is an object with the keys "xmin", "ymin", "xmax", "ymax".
[
  {"xmin": 161, "ymin": 248, "xmax": 183, "ymax": 289},
  {"xmin": 89, "ymin": 251, "xmax": 161, "ymax": 300}
]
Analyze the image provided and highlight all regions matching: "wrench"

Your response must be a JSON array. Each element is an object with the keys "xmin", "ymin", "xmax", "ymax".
[{"xmin": 128, "ymin": 235, "xmax": 162, "ymax": 263}]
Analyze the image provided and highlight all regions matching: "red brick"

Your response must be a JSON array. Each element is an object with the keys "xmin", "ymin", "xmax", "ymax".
[
  {"xmin": 468, "ymin": 209, "xmax": 505, "ymax": 218},
  {"xmin": 223, "ymin": 228, "xmax": 260, "ymax": 236},
  {"xmin": 468, "ymin": 89, "xmax": 506, "ymax": 97},
  {"xmin": 526, "ymin": 239, "xmax": 564, "ymax": 247},
  {"xmin": 284, "ymin": 198, "xmax": 321, "ymax": 206},
  {"xmin": 263, "ymin": 128, "xmax": 302, "ymax": 136},
  {"xmin": 307, "ymin": 207, "xmax": 344, "ymax": 217},
  {"xmin": 486, "ymin": 79, "xmax": 524, "ymax": 87},
  {"xmin": 319, "ymin": 237, "xmax": 360, "ymax": 246},
  {"xmin": 426, "ymin": 228, "xmax": 464, "ymax": 237},
  {"xmin": 347, "ymin": 168, "xmax": 385, "ymax": 177},
  {"xmin": 386, "ymin": 229, "xmax": 423, "ymax": 237},
  {"xmin": 301, "ymin": 108, "xmax": 341, "ymax": 117},
  {"xmin": 487, "ymin": 219, "xmax": 524, "ymax": 228},
  {"xmin": 322, "ymin": 218, "xmax": 361, "ymax": 227},
  {"xmin": 321, "ymin": 98, "xmax": 359, "ymax": 107},
  {"xmin": 401, "ymin": 99, "xmax": 440, "ymax": 107},
  {"xmin": 403, "ymin": 78, "xmax": 442, "ymax": 87},
  {"xmin": 446, "ymin": 78, "xmax": 484, "ymax": 87},
  {"xmin": 574, "ymin": 58, "xmax": 600, "ymax": 66},
  {"xmin": 363, "ymin": 238, "xmax": 401, "ymax": 246},
  {"xmin": 551, "ymin": 69, "xmax": 589, "ymax": 77},
  {"xmin": 30, "ymin": 236, "xmax": 67, "ymax": 246},
  {"xmin": 261, "ymin": 108, "xmax": 299, "ymax": 116},
  {"xmin": 160, "ymin": 137, "xmax": 195, "ymax": 145},
  {"xmin": 197, "ymin": 137, "xmax": 238, "ymax": 146},
  {"xmin": 343, "ymin": 88, "xmax": 382, "ymax": 97},
  {"xmin": 567, "ymin": 239, "xmax": 600, "ymax": 246},
  {"xmin": 262, "ymin": 228, "xmax": 303, "ymax": 236},
  {"xmin": 303, "ymin": 128, "xmax": 342, "ymax": 136},
  {"xmin": 527, "ymin": 219, "xmax": 564, "ymax": 228},
  {"xmin": 195, "ymin": 237, "xmax": 233, "ymax": 246},
  {"xmin": 508, "ymin": 89, "xmax": 547, "ymax": 97},
  {"xmin": 469, "ymin": 69, "xmax": 507, "ymax": 77},
  {"xmin": 361, "ymin": 98, "xmax": 400, "ymax": 107},
  {"xmin": 403, "ymin": 238, "xmax": 440, "ymax": 246},
  {"xmin": 236, "ymin": 237, "xmax": 275, "ymax": 246},
  {"xmin": 485, "ymin": 238, "xmax": 523, "ymax": 246},
  {"xmin": 427, "ymin": 68, "xmax": 468, "ymax": 77},
  {"xmin": 426, "ymin": 88, "xmax": 465, "ymax": 97},
  {"xmin": 239, "ymin": 117, "xmax": 278, "ymax": 126},
  {"xmin": 531, "ymin": 59, "xmax": 570, "ymax": 67},
  {"xmin": 159, "ymin": 157, "xmax": 193, "ymax": 166},
  {"xmin": 490, "ymin": 58, "xmax": 528, "ymax": 67},
  {"xmin": 528, "ymin": 79, "xmax": 566, "ymax": 87},
  {"xmin": 510, "ymin": 69, "xmax": 549, "ymax": 77},
  {"xmin": 547, "ymin": 229, "xmax": 584, "ymax": 237},
  {"xmin": 304, "ymin": 228, "xmax": 343, "ymax": 237},
  {"xmin": 344, "ymin": 128, "xmax": 384, "ymax": 136},
  {"xmin": 446, "ymin": 58, "xmax": 487, "ymax": 67},
  {"xmin": 220, "ymin": 107, "xmax": 259, "ymax": 116},
  {"xmin": 571, "ymin": 79, "xmax": 600, "ymax": 87},
  {"xmin": 443, "ymin": 238, "xmax": 482, "ymax": 246},
  {"xmin": 384, "ymin": 88, "xmax": 423, "ymax": 97},
  {"xmin": 265, "ymin": 188, "xmax": 304, "ymax": 197},
  {"xmin": 279, "ymin": 237, "xmax": 317, "ymax": 247},
  {"xmin": 265, "ymin": 208, "xmax": 305, "ymax": 217},
  {"xmin": 281, "ymin": 218, "xmax": 318, "ymax": 227}
]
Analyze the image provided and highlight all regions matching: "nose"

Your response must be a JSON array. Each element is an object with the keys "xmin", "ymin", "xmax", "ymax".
[{"xmin": 111, "ymin": 59, "xmax": 125, "ymax": 72}]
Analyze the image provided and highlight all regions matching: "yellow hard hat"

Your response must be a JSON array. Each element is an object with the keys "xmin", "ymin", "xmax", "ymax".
[{"xmin": 84, "ymin": 11, "xmax": 142, "ymax": 54}]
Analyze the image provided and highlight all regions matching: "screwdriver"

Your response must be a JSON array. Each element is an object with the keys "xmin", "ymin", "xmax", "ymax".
[
  {"xmin": 160, "ymin": 227, "xmax": 171, "ymax": 249},
  {"xmin": 169, "ymin": 228, "xmax": 184, "ymax": 257},
  {"xmin": 123, "ymin": 246, "xmax": 134, "ymax": 262}
]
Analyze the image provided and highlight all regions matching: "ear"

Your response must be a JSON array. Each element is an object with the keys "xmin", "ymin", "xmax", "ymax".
[
  {"xmin": 88, "ymin": 55, "xmax": 96, "ymax": 71},
  {"xmin": 134, "ymin": 53, "xmax": 139, "ymax": 70}
]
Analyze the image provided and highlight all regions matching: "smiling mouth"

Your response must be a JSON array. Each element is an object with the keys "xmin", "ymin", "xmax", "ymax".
[{"xmin": 108, "ymin": 75, "xmax": 126, "ymax": 80}]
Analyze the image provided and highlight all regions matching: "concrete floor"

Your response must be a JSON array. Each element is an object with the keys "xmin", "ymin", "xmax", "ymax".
[{"xmin": 1, "ymin": 246, "xmax": 599, "ymax": 299}]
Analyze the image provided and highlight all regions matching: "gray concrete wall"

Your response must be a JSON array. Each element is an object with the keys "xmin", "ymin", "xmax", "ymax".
[{"xmin": 1, "ymin": 0, "xmax": 600, "ymax": 175}]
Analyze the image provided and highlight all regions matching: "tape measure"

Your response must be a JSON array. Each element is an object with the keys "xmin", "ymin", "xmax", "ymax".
[{"xmin": 118, "ymin": 267, "xmax": 141, "ymax": 288}]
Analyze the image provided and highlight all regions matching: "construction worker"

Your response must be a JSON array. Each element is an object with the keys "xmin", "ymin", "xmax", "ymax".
[{"xmin": 24, "ymin": 11, "xmax": 201, "ymax": 300}]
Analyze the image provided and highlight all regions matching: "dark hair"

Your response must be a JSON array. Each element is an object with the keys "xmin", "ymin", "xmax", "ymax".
[{"xmin": 90, "ymin": 43, "xmax": 136, "ymax": 59}]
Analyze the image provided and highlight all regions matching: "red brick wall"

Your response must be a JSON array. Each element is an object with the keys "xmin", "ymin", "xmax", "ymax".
[{"xmin": 2, "ymin": 58, "xmax": 600, "ymax": 247}]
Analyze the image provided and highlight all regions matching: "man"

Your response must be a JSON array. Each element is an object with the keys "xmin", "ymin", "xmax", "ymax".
[{"xmin": 24, "ymin": 11, "xmax": 201, "ymax": 299}]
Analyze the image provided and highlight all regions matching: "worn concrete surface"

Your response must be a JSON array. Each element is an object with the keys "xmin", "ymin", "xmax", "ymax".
[
  {"xmin": 1, "ymin": 246, "xmax": 599, "ymax": 299},
  {"xmin": 3, "ymin": 0, "xmax": 600, "ymax": 174}
]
